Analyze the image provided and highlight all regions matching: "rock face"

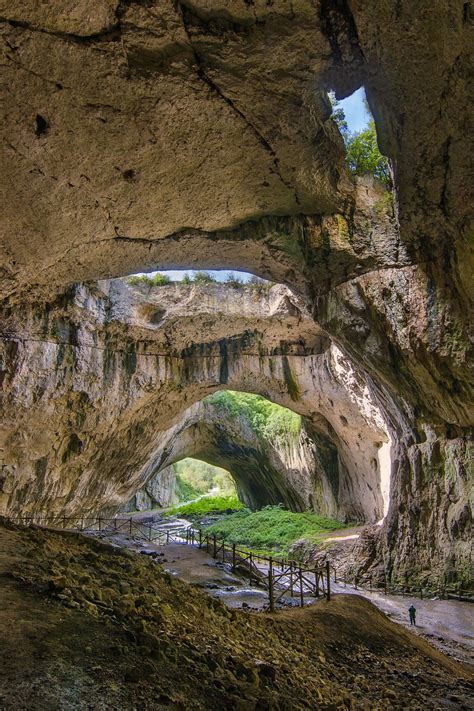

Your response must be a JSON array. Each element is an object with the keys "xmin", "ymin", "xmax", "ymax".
[
  {"xmin": 0, "ymin": 1, "xmax": 472, "ymax": 585},
  {"xmin": 125, "ymin": 397, "xmax": 384, "ymax": 519},
  {"xmin": 0, "ymin": 280, "xmax": 388, "ymax": 524},
  {"xmin": 121, "ymin": 465, "xmax": 177, "ymax": 512}
]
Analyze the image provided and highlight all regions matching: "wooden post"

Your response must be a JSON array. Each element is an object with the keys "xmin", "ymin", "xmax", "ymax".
[
  {"xmin": 129, "ymin": 517, "xmax": 132, "ymax": 535},
  {"xmin": 166, "ymin": 530, "xmax": 170, "ymax": 544},
  {"xmin": 98, "ymin": 517, "xmax": 102, "ymax": 532},
  {"xmin": 249, "ymin": 552, "xmax": 253, "ymax": 586},
  {"xmin": 354, "ymin": 575, "xmax": 358, "ymax": 590},
  {"xmin": 232, "ymin": 543, "xmax": 236, "ymax": 572},
  {"xmin": 80, "ymin": 516, "xmax": 84, "ymax": 531},
  {"xmin": 299, "ymin": 568, "xmax": 304, "ymax": 607},
  {"xmin": 384, "ymin": 575, "xmax": 387, "ymax": 595},
  {"xmin": 289, "ymin": 562, "xmax": 294, "ymax": 597},
  {"xmin": 268, "ymin": 557, "xmax": 274, "ymax": 612},
  {"xmin": 315, "ymin": 570, "xmax": 319, "ymax": 597},
  {"xmin": 114, "ymin": 518, "xmax": 117, "ymax": 531},
  {"xmin": 420, "ymin": 586, "xmax": 423, "ymax": 600},
  {"xmin": 213, "ymin": 535, "xmax": 217, "ymax": 558},
  {"xmin": 334, "ymin": 567, "xmax": 337, "ymax": 583},
  {"xmin": 198, "ymin": 529, "xmax": 202, "ymax": 548},
  {"xmin": 326, "ymin": 561, "xmax": 331, "ymax": 601},
  {"xmin": 369, "ymin": 574, "xmax": 372, "ymax": 591}
]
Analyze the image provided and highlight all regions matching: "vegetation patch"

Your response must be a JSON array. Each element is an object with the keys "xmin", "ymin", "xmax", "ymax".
[
  {"xmin": 204, "ymin": 505, "xmax": 348, "ymax": 556},
  {"xmin": 174, "ymin": 474, "xmax": 201, "ymax": 503},
  {"xmin": 127, "ymin": 272, "xmax": 171, "ymax": 287},
  {"xmin": 166, "ymin": 494, "xmax": 244, "ymax": 517},
  {"xmin": 330, "ymin": 95, "xmax": 391, "ymax": 187},
  {"xmin": 126, "ymin": 271, "xmax": 274, "ymax": 291},
  {"xmin": 205, "ymin": 391, "xmax": 301, "ymax": 442}
]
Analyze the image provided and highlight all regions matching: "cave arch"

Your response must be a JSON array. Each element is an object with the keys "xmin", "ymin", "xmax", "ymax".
[
  {"xmin": 0, "ymin": 279, "xmax": 391, "ymax": 526},
  {"xmin": 115, "ymin": 385, "xmax": 389, "ymax": 523}
]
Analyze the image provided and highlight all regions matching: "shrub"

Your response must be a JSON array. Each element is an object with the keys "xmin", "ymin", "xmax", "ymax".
[
  {"xmin": 166, "ymin": 494, "xmax": 244, "ymax": 517},
  {"xmin": 150, "ymin": 272, "xmax": 171, "ymax": 286},
  {"xmin": 225, "ymin": 272, "xmax": 243, "ymax": 288},
  {"xmin": 127, "ymin": 274, "xmax": 152, "ymax": 287},
  {"xmin": 127, "ymin": 272, "xmax": 171, "ymax": 287},
  {"xmin": 192, "ymin": 271, "xmax": 217, "ymax": 284},
  {"xmin": 247, "ymin": 275, "xmax": 273, "ymax": 296},
  {"xmin": 204, "ymin": 505, "xmax": 348, "ymax": 554}
]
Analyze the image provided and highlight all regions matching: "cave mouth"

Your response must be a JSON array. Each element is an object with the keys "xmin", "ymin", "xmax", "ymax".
[
  {"xmin": 173, "ymin": 458, "xmax": 237, "ymax": 503},
  {"xmin": 131, "ymin": 388, "xmax": 390, "ymax": 525}
]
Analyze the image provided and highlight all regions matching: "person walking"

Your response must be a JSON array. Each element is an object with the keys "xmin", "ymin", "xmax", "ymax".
[{"xmin": 408, "ymin": 604, "xmax": 416, "ymax": 626}]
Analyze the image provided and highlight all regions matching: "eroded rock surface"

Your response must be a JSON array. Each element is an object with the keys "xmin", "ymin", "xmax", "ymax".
[
  {"xmin": 0, "ymin": 280, "xmax": 387, "ymax": 524},
  {"xmin": 0, "ymin": 1, "xmax": 472, "ymax": 586}
]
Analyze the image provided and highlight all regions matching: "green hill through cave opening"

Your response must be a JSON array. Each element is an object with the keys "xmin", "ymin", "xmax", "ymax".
[{"xmin": 173, "ymin": 458, "xmax": 236, "ymax": 503}]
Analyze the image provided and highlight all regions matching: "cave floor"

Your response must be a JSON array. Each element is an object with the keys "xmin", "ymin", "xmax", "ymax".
[
  {"xmin": 1, "ymin": 520, "xmax": 473, "ymax": 710},
  {"xmin": 83, "ymin": 524, "xmax": 474, "ymax": 666}
]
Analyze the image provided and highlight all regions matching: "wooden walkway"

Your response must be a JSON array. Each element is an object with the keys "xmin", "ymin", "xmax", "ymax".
[
  {"xmin": 12, "ymin": 515, "xmax": 331, "ymax": 611},
  {"xmin": 12, "ymin": 515, "xmax": 470, "ymax": 605}
]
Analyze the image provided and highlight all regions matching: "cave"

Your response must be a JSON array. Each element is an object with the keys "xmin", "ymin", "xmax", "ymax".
[
  {"xmin": 121, "ymin": 387, "xmax": 390, "ymax": 520},
  {"xmin": 0, "ymin": 2, "xmax": 472, "ymax": 706}
]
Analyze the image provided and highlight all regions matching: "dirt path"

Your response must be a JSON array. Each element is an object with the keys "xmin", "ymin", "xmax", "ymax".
[
  {"xmin": 3, "ymin": 520, "xmax": 473, "ymax": 709},
  {"xmin": 329, "ymin": 581, "xmax": 474, "ymax": 665},
  {"xmin": 85, "ymin": 524, "xmax": 474, "ymax": 666}
]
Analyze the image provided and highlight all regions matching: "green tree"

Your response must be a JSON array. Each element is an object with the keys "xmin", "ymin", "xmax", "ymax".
[
  {"xmin": 329, "ymin": 93, "xmax": 348, "ymax": 137},
  {"xmin": 192, "ymin": 271, "xmax": 217, "ymax": 284},
  {"xmin": 345, "ymin": 120, "xmax": 391, "ymax": 186}
]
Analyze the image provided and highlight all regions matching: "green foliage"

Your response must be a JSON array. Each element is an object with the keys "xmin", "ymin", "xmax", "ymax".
[
  {"xmin": 174, "ymin": 474, "xmax": 201, "ymax": 503},
  {"xmin": 345, "ymin": 120, "xmax": 391, "ymax": 186},
  {"xmin": 167, "ymin": 494, "xmax": 244, "ymax": 517},
  {"xmin": 191, "ymin": 271, "xmax": 217, "ymax": 284},
  {"xmin": 174, "ymin": 459, "xmax": 235, "ymax": 500},
  {"xmin": 181, "ymin": 273, "xmax": 192, "ymax": 284},
  {"xmin": 204, "ymin": 505, "xmax": 347, "ymax": 554},
  {"xmin": 127, "ymin": 272, "xmax": 172, "ymax": 287},
  {"xmin": 329, "ymin": 93, "xmax": 391, "ymax": 186},
  {"xmin": 224, "ymin": 272, "xmax": 243, "ymax": 288},
  {"xmin": 205, "ymin": 391, "xmax": 301, "ymax": 442},
  {"xmin": 329, "ymin": 93, "xmax": 348, "ymax": 137}
]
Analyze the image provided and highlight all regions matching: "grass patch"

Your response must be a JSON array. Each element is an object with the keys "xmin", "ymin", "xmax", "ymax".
[
  {"xmin": 166, "ymin": 494, "xmax": 244, "ymax": 518},
  {"xmin": 203, "ymin": 505, "xmax": 347, "ymax": 555}
]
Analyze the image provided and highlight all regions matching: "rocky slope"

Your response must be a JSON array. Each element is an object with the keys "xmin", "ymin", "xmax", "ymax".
[{"xmin": 1, "ymin": 520, "xmax": 472, "ymax": 709}]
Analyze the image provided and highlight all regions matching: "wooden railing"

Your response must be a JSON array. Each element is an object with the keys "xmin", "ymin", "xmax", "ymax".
[
  {"xmin": 10, "ymin": 516, "xmax": 471, "ymax": 602},
  {"xmin": 10, "ymin": 515, "xmax": 332, "ymax": 608}
]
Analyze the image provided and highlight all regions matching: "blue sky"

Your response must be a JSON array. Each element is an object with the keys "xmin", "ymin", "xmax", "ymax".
[
  {"xmin": 339, "ymin": 87, "xmax": 369, "ymax": 133},
  {"xmin": 135, "ymin": 89, "xmax": 368, "ymax": 283}
]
